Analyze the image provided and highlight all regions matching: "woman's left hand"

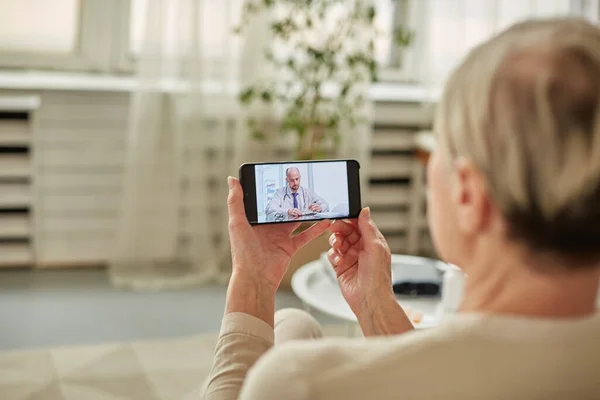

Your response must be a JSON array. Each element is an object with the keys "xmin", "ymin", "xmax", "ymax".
[{"xmin": 227, "ymin": 177, "xmax": 330, "ymax": 291}]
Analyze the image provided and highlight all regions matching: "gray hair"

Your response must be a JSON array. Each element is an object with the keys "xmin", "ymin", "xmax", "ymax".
[{"xmin": 436, "ymin": 18, "xmax": 600, "ymax": 262}]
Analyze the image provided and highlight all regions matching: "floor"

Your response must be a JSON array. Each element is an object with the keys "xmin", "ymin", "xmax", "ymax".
[{"xmin": 0, "ymin": 268, "xmax": 338, "ymax": 351}]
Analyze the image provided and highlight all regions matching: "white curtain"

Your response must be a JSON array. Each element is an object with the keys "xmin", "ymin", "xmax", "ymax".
[
  {"xmin": 109, "ymin": 0, "xmax": 249, "ymax": 290},
  {"xmin": 419, "ymin": 0, "xmax": 598, "ymax": 86},
  {"xmin": 109, "ymin": 0, "xmax": 373, "ymax": 290}
]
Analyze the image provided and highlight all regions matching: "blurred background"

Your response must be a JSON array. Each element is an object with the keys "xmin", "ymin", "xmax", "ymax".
[{"xmin": 0, "ymin": 0, "xmax": 597, "ymax": 387}]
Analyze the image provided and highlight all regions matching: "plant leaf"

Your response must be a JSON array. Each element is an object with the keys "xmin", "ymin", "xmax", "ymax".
[
  {"xmin": 328, "ymin": 115, "xmax": 340, "ymax": 129},
  {"xmin": 394, "ymin": 27, "xmax": 414, "ymax": 48},
  {"xmin": 251, "ymin": 130, "xmax": 266, "ymax": 140},
  {"xmin": 369, "ymin": 59, "xmax": 378, "ymax": 81},
  {"xmin": 367, "ymin": 5, "xmax": 376, "ymax": 22},
  {"xmin": 239, "ymin": 88, "xmax": 255, "ymax": 104},
  {"xmin": 340, "ymin": 83, "xmax": 350, "ymax": 97},
  {"xmin": 261, "ymin": 90, "xmax": 273, "ymax": 103},
  {"xmin": 368, "ymin": 39, "xmax": 375, "ymax": 52}
]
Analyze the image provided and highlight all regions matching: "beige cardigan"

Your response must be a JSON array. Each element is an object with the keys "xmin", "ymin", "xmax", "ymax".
[{"xmin": 205, "ymin": 312, "xmax": 600, "ymax": 399}]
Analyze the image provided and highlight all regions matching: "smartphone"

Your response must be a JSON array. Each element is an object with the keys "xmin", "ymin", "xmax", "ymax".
[{"xmin": 239, "ymin": 159, "xmax": 361, "ymax": 225}]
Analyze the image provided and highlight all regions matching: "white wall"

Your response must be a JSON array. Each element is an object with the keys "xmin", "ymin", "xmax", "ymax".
[{"xmin": 312, "ymin": 162, "xmax": 348, "ymax": 211}]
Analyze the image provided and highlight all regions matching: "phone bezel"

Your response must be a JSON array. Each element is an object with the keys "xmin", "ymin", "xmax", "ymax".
[{"xmin": 239, "ymin": 159, "xmax": 362, "ymax": 225}]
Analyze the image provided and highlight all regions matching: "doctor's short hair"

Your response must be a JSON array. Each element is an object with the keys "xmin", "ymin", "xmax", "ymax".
[
  {"xmin": 285, "ymin": 167, "xmax": 301, "ymax": 177},
  {"xmin": 435, "ymin": 18, "xmax": 600, "ymax": 263}
]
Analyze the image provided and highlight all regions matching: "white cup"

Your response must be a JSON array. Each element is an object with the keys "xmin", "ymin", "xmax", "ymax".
[{"xmin": 441, "ymin": 265, "xmax": 465, "ymax": 312}]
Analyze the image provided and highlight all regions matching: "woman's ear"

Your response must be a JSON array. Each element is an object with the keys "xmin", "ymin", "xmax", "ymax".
[{"xmin": 452, "ymin": 157, "xmax": 493, "ymax": 235}]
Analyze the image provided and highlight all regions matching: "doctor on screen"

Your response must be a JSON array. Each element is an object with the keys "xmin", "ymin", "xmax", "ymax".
[{"xmin": 265, "ymin": 167, "xmax": 329, "ymax": 218}]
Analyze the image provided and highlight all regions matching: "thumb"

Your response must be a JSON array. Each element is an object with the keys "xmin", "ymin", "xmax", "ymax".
[
  {"xmin": 227, "ymin": 176, "xmax": 249, "ymax": 226},
  {"xmin": 357, "ymin": 207, "xmax": 380, "ymax": 241}
]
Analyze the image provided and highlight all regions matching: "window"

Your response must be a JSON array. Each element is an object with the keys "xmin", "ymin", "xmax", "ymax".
[
  {"xmin": 373, "ymin": 0, "xmax": 426, "ymax": 81},
  {"xmin": 0, "ymin": 0, "xmax": 595, "ymax": 82},
  {"xmin": 0, "ymin": 0, "xmax": 128, "ymax": 71},
  {"xmin": 375, "ymin": 0, "xmax": 410, "ymax": 80},
  {"xmin": 415, "ymin": 0, "xmax": 598, "ymax": 85},
  {"xmin": 125, "ymin": 0, "xmax": 244, "ymax": 67},
  {"xmin": 0, "ymin": 0, "xmax": 79, "ymax": 54},
  {"xmin": 0, "ymin": 0, "xmax": 411, "ymax": 77}
]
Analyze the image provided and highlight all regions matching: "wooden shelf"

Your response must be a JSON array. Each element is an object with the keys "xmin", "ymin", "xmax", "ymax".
[
  {"xmin": 370, "ymin": 102, "xmax": 433, "ymax": 256},
  {"xmin": 370, "ymin": 155, "xmax": 413, "ymax": 180},
  {"xmin": 385, "ymin": 235, "xmax": 407, "ymax": 253},
  {"xmin": 372, "ymin": 209, "xmax": 428, "ymax": 234},
  {"xmin": 366, "ymin": 185, "xmax": 411, "ymax": 207},
  {"xmin": 0, "ymin": 120, "xmax": 30, "ymax": 146},
  {"xmin": 0, "ymin": 96, "xmax": 38, "ymax": 268},
  {"xmin": 0, "ymin": 155, "xmax": 31, "ymax": 179},
  {"xmin": 372, "ymin": 129, "xmax": 415, "ymax": 151},
  {"xmin": 0, "ymin": 214, "xmax": 30, "ymax": 238},
  {"xmin": 0, "ymin": 182, "xmax": 31, "ymax": 207},
  {"xmin": 0, "ymin": 243, "xmax": 33, "ymax": 266}
]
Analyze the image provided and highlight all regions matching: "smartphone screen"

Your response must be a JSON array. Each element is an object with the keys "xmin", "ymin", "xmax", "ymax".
[{"xmin": 239, "ymin": 159, "xmax": 361, "ymax": 225}]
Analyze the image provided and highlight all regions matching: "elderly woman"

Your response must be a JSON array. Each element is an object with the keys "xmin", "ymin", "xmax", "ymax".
[{"xmin": 205, "ymin": 18, "xmax": 600, "ymax": 399}]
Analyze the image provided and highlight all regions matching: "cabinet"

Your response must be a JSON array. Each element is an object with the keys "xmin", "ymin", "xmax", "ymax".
[
  {"xmin": 34, "ymin": 91, "xmax": 129, "ymax": 267},
  {"xmin": 367, "ymin": 101, "xmax": 435, "ymax": 256},
  {"xmin": 0, "ymin": 89, "xmax": 434, "ymax": 268},
  {"xmin": 0, "ymin": 96, "xmax": 39, "ymax": 267}
]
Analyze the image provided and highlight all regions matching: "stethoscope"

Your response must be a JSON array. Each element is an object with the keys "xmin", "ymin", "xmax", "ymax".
[{"xmin": 271, "ymin": 187, "xmax": 311, "ymax": 221}]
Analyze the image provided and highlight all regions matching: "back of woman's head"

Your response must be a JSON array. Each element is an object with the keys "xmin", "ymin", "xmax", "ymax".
[{"xmin": 436, "ymin": 18, "xmax": 600, "ymax": 265}]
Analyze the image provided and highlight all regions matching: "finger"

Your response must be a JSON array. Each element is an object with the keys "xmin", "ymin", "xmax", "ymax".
[
  {"xmin": 327, "ymin": 248, "xmax": 342, "ymax": 266},
  {"xmin": 293, "ymin": 219, "xmax": 331, "ymax": 249},
  {"xmin": 329, "ymin": 233, "xmax": 342, "ymax": 247},
  {"xmin": 357, "ymin": 207, "xmax": 382, "ymax": 243},
  {"xmin": 227, "ymin": 177, "xmax": 249, "ymax": 227},
  {"xmin": 337, "ymin": 237, "xmax": 352, "ymax": 254},
  {"xmin": 345, "ymin": 229, "xmax": 361, "ymax": 246},
  {"xmin": 330, "ymin": 219, "xmax": 357, "ymax": 236},
  {"xmin": 330, "ymin": 221, "xmax": 361, "ymax": 245},
  {"xmin": 330, "ymin": 233, "xmax": 351, "ymax": 254},
  {"xmin": 286, "ymin": 222, "xmax": 302, "ymax": 236},
  {"xmin": 328, "ymin": 247, "xmax": 359, "ymax": 277}
]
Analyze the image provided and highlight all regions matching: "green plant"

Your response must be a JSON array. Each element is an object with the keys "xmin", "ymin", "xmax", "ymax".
[{"xmin": 236, "ymin": 0, "xmax": 413, "ymax": 160}]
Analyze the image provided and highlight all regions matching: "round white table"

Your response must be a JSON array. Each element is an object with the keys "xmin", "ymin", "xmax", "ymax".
[{"xmin": 292, "ymin": 257, "xmax": 446, "ymax": 331}]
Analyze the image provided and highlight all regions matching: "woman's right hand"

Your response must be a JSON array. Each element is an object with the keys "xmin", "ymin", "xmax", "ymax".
[
  {"xmin": 328, "ymin": 208, "xmax": 414, "ymax": 336},
  {"xmin": 327, "ymin": 207, "xmax": 394, "ymax": 315}
]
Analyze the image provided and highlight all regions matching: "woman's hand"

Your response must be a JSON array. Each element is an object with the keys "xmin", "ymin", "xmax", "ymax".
[
  {"xmin": 226, "ymin": 177, "xmax": 330, "ymax": 326},
  {"xmin": 327, "ymin": 208, "xmax": 393, "ymax": 314},
  {"xmin": 328, "ymin": 208, "xmax": 413, "ymax": 335}
]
